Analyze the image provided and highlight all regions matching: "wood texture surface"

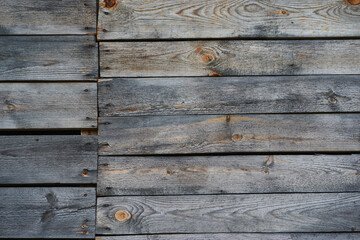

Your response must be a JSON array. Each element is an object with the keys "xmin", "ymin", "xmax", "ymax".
[
  {"xmin": 0, "ymin": 36, "xmax": 98, "ymax": 81},
  {"xmin": 100, "ymin": 40, "xmax": 360, "ymax": 77},
  {"xmin": 0, "ymin": 0, "xmax": 96, "ymax": 35},
  {"xmin": 96, "ymin": 193, "xmax": 360, "ymax": 234},
  {"xmin": 0, "ymin": 187, "xmax": 95, "ymax": 238},
  {"xmin": 99, "ymin": 75, "xmax": 360, "ymax": 116},
  {"xmin": 0, "ymin": 136, "xmax": 97, "ymax": 184},
  {"xmin": 99, "ymin": 114, "xmax": 360, "ymax": 155},
  {"xmin": 97, "ymin": 0, "xmax": 360, "ymax": 40},
  {"xmin": 98, "ymin": 154, "xmax": 360, "ymax": 196},
  {"xmin": 0, "ymin": 83, "xmax": 97, "ymax": 129}
]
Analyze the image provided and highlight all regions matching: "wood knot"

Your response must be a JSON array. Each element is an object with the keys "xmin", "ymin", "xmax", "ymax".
[
  {"xmin": 209, "ymin": 72, "xmax": 221, "ymax": 77},
  {"xmin": 201, "ymin": 54, "xmax": 214, "ymax": 63},
  {"xmin": 115, "ymin": 210, "xmax": 131, "ymax": 222},
  {"xmin": 345, "ymin": 0, "xmax": 360, "ymax": 5},
  {"xmin": 232, "ymin": 134, "xmax": 243, "ymax": 141},
  {"xmin": 102, "ymin": 0, "xmax": 119, "ymax": 9}
]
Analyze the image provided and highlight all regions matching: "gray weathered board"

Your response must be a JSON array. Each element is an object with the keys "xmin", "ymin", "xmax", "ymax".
[
  {"xmin": 96, "ymin": 193, "xmax": 360, "ymax": 234},
  {"xmin": 0, "ymin": 36, "xmax": 98, "ymax": 81},
  {"xmin": 0, "ymin": 136, "xmax": 97, "ymax": 184},
  {"xmin": 98, "ymin": 154, "xmax": 360, "ymax": 196},
  {"xmin": 99, "ymin": 114, "xmax": 360, "ymax": 155},
  {"xmin": 99, "ymin": 75, "xmax": 360, "ymax": 116},
  {"xmin": 0, "ymin": 0, "xmax": 96, "ymax": 35},
  {"xmin": 100, "ymin": 40, "xmax": 360, "ymax": 77},
  {"xmin": 97, "ymin": 0, "xmax": 360, "ymax": 40},
  {"xmin": 0, "ymin": 83, "xmax": 97, "ymax": 129},
  {"xmin": 0, "ymin": 187, "xmax": 95, "ymax": 238}
]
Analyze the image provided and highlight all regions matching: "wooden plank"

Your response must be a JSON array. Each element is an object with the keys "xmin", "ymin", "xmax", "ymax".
[
  {"xmin": 0, "ymin": 187, "xmax": 95, "ymax": 238},
  {"xmin": 0, "ymin": 136, "xmax": 97, "ymax": 184},
  {"xmin": 98, "ymin": 154, "xmax": 360, "ymax": 196},
  {"xmin": 99, "ymin": 75, "xmax": 360, "ymax": 116},
  {"xmin": 0, "ymin": 36, "xmax": 98, "ymax": 81},
  {"xmin": 97, "ymin": 0, "xmax": 360, "ymax": 40},
  {"xmin": 96, "ymin": 193, "xmax": 360, "ymax": 234},
  {"xmin": 100, "ymin": 40, "xmax": 360, "ymax": 77},
  {"xmin": 0, "ymin": 83, "xmax": 97, "ymax": 129},
  {"xmin": 99, "ymin": 114, "xmax": 360, "ymax": 155},
  {"xmin": 0, "ymin": 0, "xmax": 96, "ymax": 35}
]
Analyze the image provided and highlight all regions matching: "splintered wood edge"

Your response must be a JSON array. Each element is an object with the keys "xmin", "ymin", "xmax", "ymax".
[{"xmin": 82, "ymin": 129, "xmax": 99, "ymax": 135}]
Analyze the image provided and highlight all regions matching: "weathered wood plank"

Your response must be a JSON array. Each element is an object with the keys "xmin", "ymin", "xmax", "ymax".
[
  {"xmin": 0, "ymin": 0, "xmax": 96, "ymax": 35},
  {"xmin": 99, "ymin": 75, "xmax": 360, "ymax": 116},
  {"xmin": 98, "ymin": 0, "xmax": 360, "ymax": 40},
  {"xmin": 97, "ymin": 193, "xmax": 360, "ymax": 234},
  {"xmin": 0, "ymin": 83, "xmax": 97, "ymax": 129},
  {"xmin": 0, "ymin": 187, "xmax": 95, "ymax": 238},
  {"xmin": 0, "ymin": 136, "xmax": 97, "ymax": 184},
  {"xmin": 100, "ymin": 40, "xmax": 360, "ymax": 77},
  {"xmin": 0, "ymin": 36, "xmax": 98, "ymax": 81},
  {"xmin": 99, "ymin": 114, "xmax": 360, "ymax": 155},
  {"xmin": 98, "ymin": 154, "xmax": 360, "ymax": 196}
]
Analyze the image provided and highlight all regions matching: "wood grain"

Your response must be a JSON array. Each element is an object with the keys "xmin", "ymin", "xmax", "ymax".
[
  {"xmin": 0, "ymin": 36, "xmax": 98, "ymax": 81},
  {"xmin": 0, "ymin": 83, "xmax": 97, "ymax": 129},
  {"xmin": 0, "ymin": 187, "xmax": 95, "ymax": 238},
  {"xmin": 98, "ymin": 0, "xmax": 360, "ymax": 40},
  {"xmin": 99, "ymin": 114, "xmax": 360, "ymax": 155},
  {"xmin": 0, "ymin": 0, "xmax": 96, "ymax": 35},
  {"xmin": 96, "ymin": 193, "xmax": 360, "ymax": 234},
  {"xmin": 99, "ymin": 75, "xmax": 360, "ymax": 116},
  {"xmin": 100, "ymin": 40, "xmax": 360, "ymax": 77},
  {"xmin": 98, "ymin": 154, "xmax": 360, "ymax": 196},
  {"xmin": 0, "ymin": 136, "xmax": 97, "ymax": 184}
]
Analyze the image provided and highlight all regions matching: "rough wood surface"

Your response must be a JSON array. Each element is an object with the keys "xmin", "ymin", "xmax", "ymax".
[
  {"xmin": 98, "ymin": 154, "xmax": 360, "ymax": 196},
  {"xmin": 96, "ymin": 193, "xmax": 360, "ymax": 234},
  {"xmin": 0, "ymin": 36, "xmax": 98, "ymax": 81},
  {"xmin": 0, "ymin": 136, "xmax": 97, "ymax": 184},
  {"xmin": 0, "ymin": 187, "xmax": 95, "ymax": 238},
  {"xmin": 99, "ymin": 75, "xmax": 360, "ymax": 116},
  {"xmin": 100, "ymin": 40, "xmax": 360, "ymax": 77},
  {"xmin": 99, "ymin": 114, "xmax": 360, "ymax": 155},
  {"xmin": 97, "ymin": 0, "xmax": 360, "ymax": 40},
  {"xmin": 0, "ymin": 0, "xmax": 96, "ymax": 35},
  {"xmin": 0, "ymin": 83, "xmax": 97, "ymax": 129}
]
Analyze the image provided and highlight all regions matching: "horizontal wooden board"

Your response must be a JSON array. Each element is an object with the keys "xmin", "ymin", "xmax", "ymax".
[
  {"xmin": 98, "ymin": 154, "xmax": 360, "ymax": 196},
  {"xmin": 0, "ymin": 36, "xmax": 98, "ymax": 81},
  {"xmin": 0, "ymin": 136, "xmax": 97, "ymax": 184},
  {"xmin": 0, "ymin": 0, "xmax": 96, "ymax": 35},
  {"xmin": 0, "ymin": 83, "xmax": 97, "ymax": 129},
  {"xmin": 100, "ymin": 40, "xmax": 360, "ymax": 77},
  {"xmin": 97, "ymin": 193, "xmax": 360, "ymax": 234},
  {"xmin": 99, "ymin": 75, "xmax": 360, "ymax": 116},
  {"xmin": 0, "ymin": 187, "xmax": 95, "ymax": 238},
  {"xmin": 97, "ymin": 0, "xmax": 360, "ymax": 40},
  {"xmin": 99, "ymin": 114, "xmax": 360, "ymax": 155}
]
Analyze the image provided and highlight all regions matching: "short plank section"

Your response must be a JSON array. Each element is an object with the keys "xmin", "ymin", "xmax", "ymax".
[
  {"xmin": 0, "ymin": 83, "xmax": 97, "ymax": 129},
  {"xmin": 0, "ymin": 0, "xmax": 96, "ymax": 35},
  {"xmin": 99, "ymin": 75, "xmax": 360, "ymax": 116},
  {"xmin": 97, "ymin": 193, "xmax": 360, "ymax": 234},
  {"xmin": 100, "ymin": 40, "xmax": 360, "ymax": 77},
  {"xmin": 98, "ymin": 154, "xmax": 360, "ymax": 196},
  {"xmin": 0, "ymin": 187, "xmax": 95, "ymax": 238},
  {"xmin": 0, "ymin": 36, "xmax": 98, "ymax": 81},
  {"xmin": 99, "ymin": 114, "xmax": 360, "ymax": 155},
  {"xmin": 98, "ymin": 0, "xmax": 360, "ymax": 40},
  {"xmin": 0, "ymin": 136, "xmax": 97, "ymax": 184}
]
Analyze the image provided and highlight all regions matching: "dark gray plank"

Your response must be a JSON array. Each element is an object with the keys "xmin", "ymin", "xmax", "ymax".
[
  {"xmin": 98, "ymin": 154, "xmax": 360, "ymax": 196},
  {"xmin": 98, "ymin": 0, "xmax": 360, "ymax": 40},
  {"xmin": 0, "ymin": 36, "xmax": 98, "ymax": 81},
  {"xmin": 100, "ymin": 40, "xmax": 360, "ymax": 77},
  {"xmin": 99, "ymin": 75, "xmax": 360, "ymax": 116},
  {"xmin": 0, "ymin": 83, "xmax": 97, "ymax": 129},
  {"xmin": 0, "ymin": 0, "xmax": 96, "ymax": 35},
  {"xmin": 96, "ymin": 193, "xmax": 360, "ymax": 234},
  {"xmin": 0, "ymin": 136, "xmax": 97, "ymax": 184},
  {"xmin": 0, "ymin": 187, "xmax": 95, "ymax": 238},
  {"xmin": 99, "ymin": 114, "xmax": 360, "ymax": 155}
]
